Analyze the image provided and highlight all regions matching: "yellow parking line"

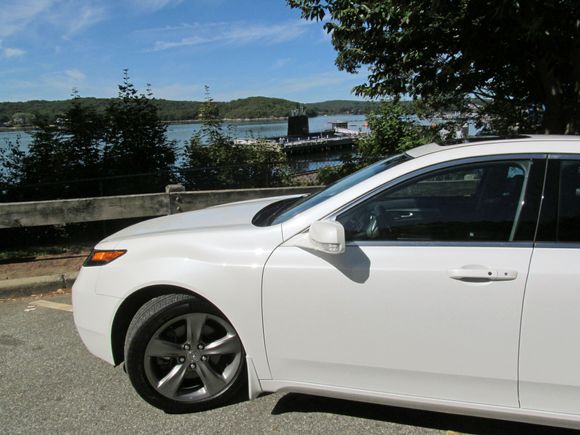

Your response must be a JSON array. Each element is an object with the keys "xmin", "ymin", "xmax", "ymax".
[{"xmin": 30, "ymin": 300, "xmax": 73, "ymax": 312}]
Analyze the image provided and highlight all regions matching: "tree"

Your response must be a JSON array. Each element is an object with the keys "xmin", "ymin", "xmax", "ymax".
[
  {"xmin": 12, "ymin": 116, "xmax": 66, "ymax": 199},
  {"xmin": 183, "ymin": 86, "xmax": 230, "ymax": 189},
  {"xmin": 357, "ymin": 101, "xmax": 435, "ymax": 160},
  {"xmin": 59, "ymin": 90, "xmax": 103, "ymax": 181},
  {"xmin": 288, "ymin": 0, "xmax": 580, "ymax": 134},
  {"xmin": 182, "ymin": 86, "xmax": 289, "ymax": 190},
  {"xmin": 103, "ymin": 70, "xmax": 176, "ymax": 193},
  {"xmin": 10, "ymin": 112, "xmax": 35, "ymax": 126},
  {"xmin": 196, "ymin": 85, "xmax": 225, "ymax": 142},
  {"xmin": 0, "ymin": 91, "xmax": 107, "ymax": 200},
  {"xmin": 0, "ymin": 136, "xmax": 25, "ymax": 199},
  {"xmin": 317, "ymin": 100, "xmax": 435, "ymax": 184}
]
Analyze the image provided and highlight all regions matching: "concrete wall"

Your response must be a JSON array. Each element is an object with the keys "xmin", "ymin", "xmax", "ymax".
[{"xmin": 0, "ymin": 186, "xmax": 322, "ymax": 228}]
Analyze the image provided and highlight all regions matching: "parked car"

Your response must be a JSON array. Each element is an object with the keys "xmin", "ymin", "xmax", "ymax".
[{"xmin": 73, "ymin": 135, "xmax": 580, "ymax": 429}]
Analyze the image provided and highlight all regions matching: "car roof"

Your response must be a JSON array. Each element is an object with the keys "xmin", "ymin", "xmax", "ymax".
[{"xmin": 406, "ymin": 135, "xmax": 580, "ymax": 158}]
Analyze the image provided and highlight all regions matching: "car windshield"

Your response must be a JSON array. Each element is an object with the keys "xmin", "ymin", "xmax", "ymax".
[{"xmin": 270, "ymin": 153, "xmax": 411, "ymax": 225}]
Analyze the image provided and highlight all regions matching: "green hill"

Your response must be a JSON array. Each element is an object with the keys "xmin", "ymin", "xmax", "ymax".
[
  {"xmin": 221, "ymin": 96, "xmax": 302, "ymax": 119},
  {"xmin": 0, "ymin": 96, "xmax": 378, "ymax": 127},
  {"xmin": 306, "ymin": 100, "xmax": 378, "ymax": 115}
]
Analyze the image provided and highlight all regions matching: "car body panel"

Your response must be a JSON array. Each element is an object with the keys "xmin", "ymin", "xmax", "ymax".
[
  {"xmin": 75, "ymin": 195, "xmax": 293, "ymax": 377},
  {"xmin": 520, "ymin": 247, "xmax": 580, "ymax": 415},
  {"xmin": 263, "ymin": 244, "xmax": 532, "ymax": 407},
  {"xmin": 102, "ymin": 194, "xmax": 299, "ymax": 243},
  {"xmin": 72, "ymin": 266, "xmax": 119, "ymax": 364},
  {"xmin": 260, "ymin": 379, "xmax": 580, "ymax": 429}
]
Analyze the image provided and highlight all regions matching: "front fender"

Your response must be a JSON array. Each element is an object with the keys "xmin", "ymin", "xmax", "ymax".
[{"xmin": 94, "ymin": 232, "xmax": 276, "ymax": 379}]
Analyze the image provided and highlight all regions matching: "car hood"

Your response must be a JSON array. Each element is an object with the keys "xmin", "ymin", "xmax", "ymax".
[{"xmin": 101, "ymin": 195, "xmax": 298, "ymax": 243}]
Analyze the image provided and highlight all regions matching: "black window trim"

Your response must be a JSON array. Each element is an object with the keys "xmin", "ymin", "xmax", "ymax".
[
  {"xmin": 547, "ymin": 153, "xmax": 580, "ymax": 160},
  {"xmin": 349, "ymin": 240, "xmax": 535, "ymax": 248},
  {"xmin": 534, "ymin": 154, "xmax": 580, "ymax": 248},
  {"xmin": 325, "ymin": 153, "xmax": 548, "ymax": 248},
  {"xmin": 535, "ymin": 242, "xmax": 580, "ymax": 249}
]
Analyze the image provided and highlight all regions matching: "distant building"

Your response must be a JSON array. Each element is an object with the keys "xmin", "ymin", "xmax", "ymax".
[{"xmin": 329, "ymin": 121, "xmax": 348, "ymax": 130}]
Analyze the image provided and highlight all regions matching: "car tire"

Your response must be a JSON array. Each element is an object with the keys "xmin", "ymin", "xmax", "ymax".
[{"xmin": 124, "ymin": 293, "xmax": 246, "ymax": 413}]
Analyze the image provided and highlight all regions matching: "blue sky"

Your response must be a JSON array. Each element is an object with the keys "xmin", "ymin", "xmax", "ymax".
[{"xmin": 0, "ymin": 0, "xmax": 366, "ymax": 103}]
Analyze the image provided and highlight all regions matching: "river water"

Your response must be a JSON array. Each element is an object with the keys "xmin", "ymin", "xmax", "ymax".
[{"xmin": 0, "ymin": 114, "xmax": 368, "ymax": 151}]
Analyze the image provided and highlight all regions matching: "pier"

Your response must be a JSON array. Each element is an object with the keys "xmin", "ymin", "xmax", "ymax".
[
  {"xmin": 280, "ymin": 134, "xmax": 356, "ymax": 154},
  {"xmin": 233, "ymin": 130, "xmax": 360, "ymax": 154}
]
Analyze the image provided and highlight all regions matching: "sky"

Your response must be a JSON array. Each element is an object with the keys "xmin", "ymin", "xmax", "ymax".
[{"xmin": 0, "ymin": 0, "xmax": 366, "ymax": 103}]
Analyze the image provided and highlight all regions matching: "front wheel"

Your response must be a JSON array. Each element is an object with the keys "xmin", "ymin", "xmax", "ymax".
[{"xmin": 124, "ymin": 294, "xmax": 246, "ymax": 413}]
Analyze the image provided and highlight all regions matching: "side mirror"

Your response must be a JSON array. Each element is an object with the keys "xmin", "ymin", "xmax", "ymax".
[{"xmin": 308, "ymin": 221, "xmax": 346, "ymax": 255}]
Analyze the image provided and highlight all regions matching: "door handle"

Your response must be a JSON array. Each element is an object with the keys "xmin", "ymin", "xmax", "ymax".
[{"xmin": 448, "ymin": 267, "xmax": 517, "ymax": 282}]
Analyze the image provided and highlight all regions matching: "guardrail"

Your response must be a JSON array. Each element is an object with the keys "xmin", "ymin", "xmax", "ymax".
[{"xmin": 0, "ymin": 186, "xmax": 322, "ymax": 229}]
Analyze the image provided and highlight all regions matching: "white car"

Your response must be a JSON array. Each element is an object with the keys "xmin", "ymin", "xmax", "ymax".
[{"xmin": 73, "ymin": 135, "xmax": 580, "ymax": 429}]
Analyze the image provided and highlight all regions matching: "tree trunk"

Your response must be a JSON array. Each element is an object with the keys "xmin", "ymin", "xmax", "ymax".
[
  {"xmin": 566, "ymin": 45, "xmax": 580, "ymax": 135},
  {"xmin": 543, "ymin": 100, "xmax": 566, "ymax": 134},
  {"xmin": 537, "ymin": 60, "xmax": 566, "ymax": 134}
]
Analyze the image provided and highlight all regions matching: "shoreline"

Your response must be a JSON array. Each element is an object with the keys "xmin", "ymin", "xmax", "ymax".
[
  {"xmin": 0, "ymin": 118, "xmax": 287, "ymax": 133},
  {"xmin": 0, "ymin": 120, "xmax": 287, "ymax": 133},
  {"xmin": 0, "ymin": 126, "xmax": 36, "ymax": 133},
  {"xmin": 164, "ymin": 116, "xmax": 288, "ymax": 125},
  {"xmin": 1, "ymin": 113, "xmax": 366, "ymax": 133}
]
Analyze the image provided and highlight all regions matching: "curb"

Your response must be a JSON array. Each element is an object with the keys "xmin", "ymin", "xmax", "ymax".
[{"xmin": 0, "ymin": 272, "xmax": 78, "ymax": 299}]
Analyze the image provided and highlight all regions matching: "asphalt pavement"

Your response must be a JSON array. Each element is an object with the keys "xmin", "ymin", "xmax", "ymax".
[{"xmin": 0, "ymin": 294, "xmax": 573, "ymax": 434}]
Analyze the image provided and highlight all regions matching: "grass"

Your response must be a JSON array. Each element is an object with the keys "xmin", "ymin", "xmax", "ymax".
[{"xmin": 0, "ymin": 244, "xmax": 91, "ymax": 263}]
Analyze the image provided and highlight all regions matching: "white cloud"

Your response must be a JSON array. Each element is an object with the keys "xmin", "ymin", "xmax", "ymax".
[
  {"xmin": 61, "ymin": 3, "xmax": 107, "ymax": 36},
  {"xmin": 2, "ymin": 75, "xmax": 117, "ymax": 101},
  {"xmin": 275, "ymin": 72, "xmax": 355, "ymax": 94},
  {"xmin": 41, "ymin": 69, "xmax": 89, "ymax": 95},
  {"xmin": 2, "ymin": 47, "xmax": 26, "ymax": 58},
  {"xmin": 153, "ymin": 35, "xmax": 206, "ymax": 51},
  {"xmin": 272, "ymin": 58, "xmax": 292, "ymax": 70},
  {"xmin": 0, "ymin": 0, "xmax": 56, "ymax": 38},
  {"xmin": 0, "ymin": 0, "xmax": 106, "ymax": 41},
  {"xmin": 211, "ymin": 71, "xmax": 360, "ymax": 102},
  {"xmin": 149, "ymin": 21, "xmax": 308, "ymax": 51},
  {"xmin": 131, "ymin": 0, "xmax": 184, "ymax": 12},
  {"xmin": 153, "ymin": 83, "xmax": 201, "ymax": 100},
  {"xmin": 0, "ymin": 40, "xmax": 27, "ymax": 59},
  {"xmin": 65, "ymin": 69, "xmax": 87, "ymax": 81}
]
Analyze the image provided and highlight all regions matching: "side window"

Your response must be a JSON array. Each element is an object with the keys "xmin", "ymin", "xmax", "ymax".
[
  {"xmin": 557, "ymin": 161, "xmax": 580, "ymax": 242},
  {"xmin": 337, "ymin": 160, "xmax": 531, "ymax": 242}
]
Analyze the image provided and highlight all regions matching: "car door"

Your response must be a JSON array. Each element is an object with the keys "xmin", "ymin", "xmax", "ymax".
[
  {"xmin": 263, "ymin": 155, "xmax": 545, "ymax": 407},
  {"xmin": 520, "ymin": 155, "xmax": 580, "ymax": 414}
]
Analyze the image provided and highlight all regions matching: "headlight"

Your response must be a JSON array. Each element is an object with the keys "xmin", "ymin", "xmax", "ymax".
[{"xmin": 84, "ymin": 250, "xmax": 127, "ymax": 267}]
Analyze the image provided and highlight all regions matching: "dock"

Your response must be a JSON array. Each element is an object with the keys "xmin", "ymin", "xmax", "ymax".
[
  {"xmin": 233, "ymin": 117, "xmax": 367, "ymax": 155},
  {"xmin": 281, "ymin": 135, "xmax": 356, "ymax": 154}
]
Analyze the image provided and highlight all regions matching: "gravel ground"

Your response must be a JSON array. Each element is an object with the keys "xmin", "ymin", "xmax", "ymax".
[
  {"xmin": 0, "ymin": 253, "xmax": 87, "ymax": 280},
  {"xmin": 0, "ymin": 294, "xmax": 573, "ymax": 434}
]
